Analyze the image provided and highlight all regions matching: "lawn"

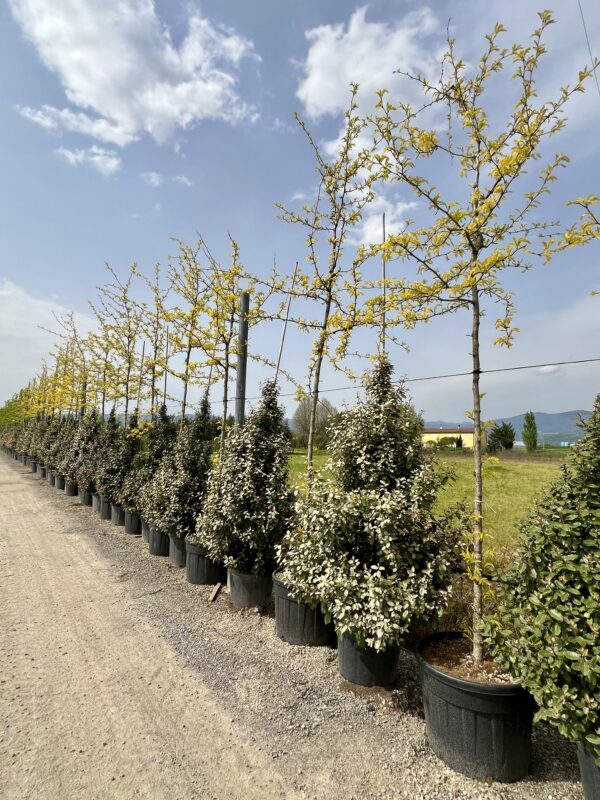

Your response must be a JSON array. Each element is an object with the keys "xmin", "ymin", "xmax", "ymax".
[{"xmin": 288, "ymin": 450, "xmax": 562, "ymax": 552}]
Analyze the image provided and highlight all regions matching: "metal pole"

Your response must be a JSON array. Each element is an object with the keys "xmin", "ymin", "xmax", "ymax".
[
  {"xmin": 235, "ymin": 292, "xmax": 250, "ymax": 427},
  {"xmin": 162, "ymin": 326, "xmax": 169, "ymax": 408}
]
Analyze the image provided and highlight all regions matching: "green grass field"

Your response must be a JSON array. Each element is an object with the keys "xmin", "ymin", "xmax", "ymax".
[{"xmin": 288, "ymin": 450, "xmax": 562, "ymax": 552}]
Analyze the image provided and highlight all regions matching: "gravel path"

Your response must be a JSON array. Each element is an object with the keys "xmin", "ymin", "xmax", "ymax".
[{"xmin": 0, "ymin": 454, "xmax": 585, "ymax": 800}]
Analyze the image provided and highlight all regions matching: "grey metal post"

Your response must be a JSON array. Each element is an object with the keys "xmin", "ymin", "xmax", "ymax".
[{"xmin": 235, "ymin": 292, "xmax": 250, "ymax": 427}]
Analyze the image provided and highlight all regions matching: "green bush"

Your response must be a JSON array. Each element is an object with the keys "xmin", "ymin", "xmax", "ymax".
[
  {"xmin": 72, "ymin": 411, "xmax": 102, "ymax": 492},
  {"xmin": 484, "ymin": 397, "xmax": 600, "ymax": 765},
  {"xmin": 143, "ymin": 401, "xmax": 213, "ymax": 539},
  {"xmin": 194, "ymin": 380, "xmax": 293, "ymax": 575},
  {"xmin": 279, "ymin": 360, "xmax": 463, "ymax": 651}
]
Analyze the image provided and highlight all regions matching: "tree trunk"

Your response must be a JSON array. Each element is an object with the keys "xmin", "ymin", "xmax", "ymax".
[
  {"xmin": 470, "ymin": 286, "xmax": 484, "ymax": 663},
  {"xmin": 220, "ymin": 353, "xmax": 230, "ymax": 452},
  {"xmin": 181, "ymin": 343, "xmax": 192, "ymax": 423}
]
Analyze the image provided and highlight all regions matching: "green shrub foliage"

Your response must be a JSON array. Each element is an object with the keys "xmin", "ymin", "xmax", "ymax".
[
  {"xmin": 195, "ymin": 380, "xmax": 293, "ymax": 575},
  {"xmin": 130, "ymin": 405, "xmax": 179, "ymax": 516},
  {"xmin": 142, "ymin": 401, "xmax": 213, "ymax": 538},
  {"xmin": 279, "ymin": 360, "xmax": 462, "ymax": 651},
  {"xmin": 522, "ymin": 410, "xmax": 538, "ymax": 452},
  {"xmin": 94, "ymin": 409, "xmax": 121, "ymax": 502},
  {"xmin": 73, "ymin": 411, "xmax": 102, "ymax": 492},
  {"xmin": 56, "ymin": 417, "xmax": 78, "ymax": 477},
  {"xmin": 484, "ymin": 397, "xmax": 600, "ymax": 764}
]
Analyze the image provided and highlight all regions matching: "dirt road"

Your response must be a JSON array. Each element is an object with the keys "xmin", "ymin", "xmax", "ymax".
[{"xmin": 0, "ymin": 455, "xmax": 585, "ymax": 800}]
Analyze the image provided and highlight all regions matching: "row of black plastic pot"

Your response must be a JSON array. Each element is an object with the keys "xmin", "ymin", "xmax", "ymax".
[{"xmin": 4, "ymin": 446, "xmax": 599, "ymax": 798}]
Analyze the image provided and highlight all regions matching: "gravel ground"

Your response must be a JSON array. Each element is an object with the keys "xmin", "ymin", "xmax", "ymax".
[{"xmin": 0, "ymin": 454, "xmax": 585, "ymax": 800}]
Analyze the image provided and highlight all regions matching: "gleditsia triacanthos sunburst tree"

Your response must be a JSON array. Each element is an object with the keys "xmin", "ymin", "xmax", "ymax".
[
  {"xmin": 367, "ymin": 10, "xmax": 600, "ymax": 662},
  {"xmin": 278, "ymin": 85, "xmax": 378, "ymax": 473},
  {"xmin": 165, "ymin": 240, "xmax": 211, "ymax": 423},
  {"xmin": 193, "ymin": 235, "xmax": 283, "ymax": 451},
  {"xmin": 44, "ymin": 312, "xmax": 93, "ymax": 420},
  {"xmin": 90, "ymin": 263, "xmax": 143, "ymax": 424},
  {"xmin": 139, "ymin": 262, "xmax": 171, "ymax": 418}
]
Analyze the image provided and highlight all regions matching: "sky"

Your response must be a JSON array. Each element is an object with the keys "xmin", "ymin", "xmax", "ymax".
[{"xmin": 1, "ymin": 0, "xmax": 599, "ymax": 422}]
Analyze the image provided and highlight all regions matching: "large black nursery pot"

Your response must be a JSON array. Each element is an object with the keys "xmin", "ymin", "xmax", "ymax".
[
  {"xmin": 30, "ymin": 459, "xmax": 37, "ymax": 473},
  {"xmin": 273, "ymin": 573, "xmax": 335, "ymax": 647},
  {"xmin": 99, "ymin": 496, "xmax": 111, "ymax": 521},
  {"xmin": 78, "ymin": 488, "xmax": 93, "ymax": 506},
  {"xmin": 148, "ymin": 527, "xmax": 169, "ymax": 557},
  {"xmin": 65, "ymin": 480, "xmax": 78, "ymax": 497},
  {"xmin": 124, "ymin": 510, "xmax": 140, "ymax": 535},
  {"xmin": 185, "ymin": 541, "xmax": 226, "ymax": 585},
  {"xmin": 110, "ymin": 503, "xmax": 125, "ymax": 526},
  {"xmin": 338, "ymin": 633, "xmax": 400, "ymax": 687},
  {"xmin": 417, "ymin": 632, "xmax": 534, "ymax": 783},
  {"xmin": 92, "ymin": 493, "xmax": 101, "ymax": 513},
  {"xmin": 140, "ymin": 518, "xmax": 150, "ymax": 543},
  {"xmin": 228, "ymin": 569, "xmax": 273, "ymax": 608},
  {"xmin": 55, "ymin": 474, "xmax": 66, "ymax": 491},
  {"xmin": 46, "ymin": 469, "xmax": 55, "ymax": 487},
  {"xmin": 37, "ymin": 463, "xmax": 46, "ymax": 479},
  {"xmin": 577, "ymin": 744, "xmax": 600, "ymax": 800},
  {"xmin": 168, "ymin": 533, "xmax": 186, "ymax": 567}
]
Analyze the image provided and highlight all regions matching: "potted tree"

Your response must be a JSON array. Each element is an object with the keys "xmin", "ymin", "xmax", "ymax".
[
  {"xmin": 94, "ymin": 409, "xmax": 119, "ymax": 520},
  {"xmin": 194, "ymin": 380, "xmax": 293, "ymax": 605},
  {"xmin": 72, "ymin": 411, "xmax": 101, "ymax": 506},
  {"xmin": 136, "ymin": 405, "xmax": 178, "ymax": 542},
  {"xmin": 280, "ymin": 360, "xmax": 461, "ymax": 684},
  {"xmin": 55, "ymin": 417, "xmax": 77, "ymax": 493},
  {"xmin": 144, "ymin": 401, "xmax": 213, "ymax": 565},
  {"xmin": 109, "ymin": 412, "xmax": 141, "ymax": 526},
  {"xmin": 484, "ymin": 398, "xmax": 600, "ymax": 798}
]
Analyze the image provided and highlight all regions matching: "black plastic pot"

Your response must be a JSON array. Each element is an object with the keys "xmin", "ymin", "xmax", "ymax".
[
  {"xmin": 577, "ymin": 744, "xmax": 600, "ymax": 800},
  {"xmin": 168, "ymin": 534, "xmax": 186, "ymax": 567},
  {"xmin": 36, "ymin": 463, "xmax": 44, "ymax": 477},
  {"xmin": 92, "ymin": 493, "xmax": 101, "ymax": 513},
  {"xmin": 338, "ymin": 633, "xmax": 399, "ymax": 687},
  {"xmin": 110, "ymin": 503, "xmax": 125, "ymax": 526},
  {"xmin": 99, "ymin": 496, "xmax": 111, "ymax": 521},
  {"xmin": 65, "ymin": 480, "xmax": 78, "ymax": 497},
  {"xmin": 140, "ymin": 519, "xmax": 150, "ymax": 543},
  {"xmin": 148, "ymin": 527, "xmax": 169, "ymax": 557},
  {"xmin": 273, "ymin": 573, "xmax": 335, "ymax": 647},
  {"xmin": 55, "ymin": 474, "xmax": 66, "ymax": 491},
  {"xmin": 47, "ymin": 469, "xmax": 55, "ymax": 487},
  {"xmin": 185, "ymin": 542, "xmax": 225, "ymax": 585},
  {"xmin": 78, "ymin": 489, "xmax": 93, "ymax": 506},
  {"xmin": 417, "ymin": 632, "xmax": 534, "ymax": 782},
  {"xmin": 124, "ymin": 511, "xmax": 140, "ymax": 535},
  {"xmin": 30, "ymin": 460, "xmax": 37, "ymax": 473},
  {"xmin": 229, "ymin": 569, "xmax": 273, "ymax": 608}
]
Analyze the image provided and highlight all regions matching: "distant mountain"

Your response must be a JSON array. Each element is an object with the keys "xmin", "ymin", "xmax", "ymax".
[{"xmin": 425, "ymin": 410, "xmax": 592, "ymax": 445}]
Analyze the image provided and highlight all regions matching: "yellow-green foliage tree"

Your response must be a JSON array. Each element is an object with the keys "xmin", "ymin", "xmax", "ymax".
[
  {"xmin": 91, "ymin": 264, "xmax": 142, "ymax": 423},
  {"xmin": 278, "ymin": 86, "xmax": 376, "ymax": 470},
  {"xmin": 369, "ymin": 11, "xmax": 599, "ymax": 660},
  {"xmin": 140, "ymin": 263, "xmax": 171, "ymax": 418}
]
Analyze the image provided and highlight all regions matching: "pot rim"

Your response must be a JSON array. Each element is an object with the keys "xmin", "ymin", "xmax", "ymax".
[{"xmin": 416, "ymin": 631, "xmax": 530, "ymax": 697}]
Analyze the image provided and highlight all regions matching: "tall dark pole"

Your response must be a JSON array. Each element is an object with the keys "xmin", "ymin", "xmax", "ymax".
[{"xmin": 235, "ymin": 292, "xmax": 249, "ymax": 427}]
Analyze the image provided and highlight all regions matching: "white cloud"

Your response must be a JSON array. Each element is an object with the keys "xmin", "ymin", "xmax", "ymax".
[
  {"xmin": 348, "ymin": 195, "xmax": 417, "ymax": 246},
  {"xmin": 297, "ymin": 6, "xmax": 439, "ymax": 119},
  {"xmin": 141, "ymin": 171, "xmax": 163, "ymax": 187},
  {"xmin": 0, "ymin": 280, "xmax": 95, "ymax": 402},
  {"xmin": 9, "ymin": 0, "xmax": 259, "ymax": 147},
  {"xmin": 17, "ymin": 104, "xmax": 137, "ymax": 146},
  {"xmin": 55, "ymin": 145, "xmax": 121, "ymax": 176},
  {"xmin": 173, "ymin": 174, "xmax": 193, "ymax": 187}
]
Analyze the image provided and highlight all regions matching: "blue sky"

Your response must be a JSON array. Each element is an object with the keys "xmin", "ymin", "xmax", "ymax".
[{"xmin": 1, "ymin": 0, "xmax": 599, "ymax": 421}]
